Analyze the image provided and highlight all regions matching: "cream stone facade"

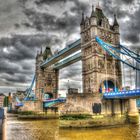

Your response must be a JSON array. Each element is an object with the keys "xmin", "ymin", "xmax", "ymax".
[
  {"xmin": 80, "ymin": 6, "xmax": 122, "ymax": 94},
  {"xmin": 35, "ymin": 47, "xmax": 59, "ymax": 101}
]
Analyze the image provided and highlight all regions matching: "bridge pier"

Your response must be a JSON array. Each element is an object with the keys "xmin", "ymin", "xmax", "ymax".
[
  {"xmin": 128, "ymin": 99, "xmax": 138, "ymax": 114},
  {"xmin": 102, "ymin": 99, "xmax": 127, "ymax": 116},
  {"xmin": 128, "ymin": 99, "xmax": 139, "ymax": 123}
]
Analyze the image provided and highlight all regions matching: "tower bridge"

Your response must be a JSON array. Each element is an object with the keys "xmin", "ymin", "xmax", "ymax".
[{"xmin": 20, "ymin": 5, "xmax": 140, "ymax": 122}]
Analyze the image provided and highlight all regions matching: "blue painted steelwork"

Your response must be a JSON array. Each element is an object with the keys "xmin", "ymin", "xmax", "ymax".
[
  {"xmin": 15, "ymin": 97, "xmax": 24, "ymax": 107},
  {"xmin": 95, "ymin": 36, "xmax": 140, "ymax": 71},
  {"xmin": 40, "ymin": 39, "xmax": 81, "ymax": 68},
  {"xmin": 119, "ymin": 44, "xmax": 140, "ymax": 60},
  {"xmin": 136, "ymin": 99, "xmax": 140, "ymax": 108},
  {"xmin": 95, "ymin": 36, "xmax": 140, "ymax": 99},
  {"xmin": 24, "ymin": 74, "xmax": 36, "ymax": 101},
  {"xmin": 103, "ymin": 89, "xmax": 140, "ymax": 99},
  {"xmin": 43, "ymin": 98, "xmax": 66, "ymax": 107},
  {"xmin": 15, "ymin": 103, "xmax": 24, "ymax": 107},
  {"xmin": 102, "ymin": 40, "xmax": 140, "ymax": 63},
  {"xmin": 53, "ymin": 52, "xmax": 82, "ymax": 69}
]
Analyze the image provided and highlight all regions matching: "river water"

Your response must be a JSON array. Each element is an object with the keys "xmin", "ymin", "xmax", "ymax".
[{"xmin": 6, "ymin": 115, "xmax": 140, "ymax": 140}]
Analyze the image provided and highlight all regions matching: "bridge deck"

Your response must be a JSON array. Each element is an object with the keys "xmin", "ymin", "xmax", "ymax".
[{"xmin": 103, "ymin": 89, "xmax": 140, "ymax": 99}]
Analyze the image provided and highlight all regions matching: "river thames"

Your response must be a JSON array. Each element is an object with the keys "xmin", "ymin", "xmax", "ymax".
[{"xmin": 5, "ymin": 115, "xmax": 140, "ymax": 140}]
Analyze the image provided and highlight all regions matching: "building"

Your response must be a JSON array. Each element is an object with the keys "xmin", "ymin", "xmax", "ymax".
[
  {"xmin": 0, "ymin": 94, "xmax": 5, "ymax": 107},
  {"xmin": 61, "ymin": 5, "xmax": 128, "ymax": 117}
]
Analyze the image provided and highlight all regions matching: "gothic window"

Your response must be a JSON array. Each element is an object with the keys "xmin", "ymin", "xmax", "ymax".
[
  {"xmin": 88, "ymin": 64, "xmax": 90, "ymax": 70},
  {"xmin": 47, "ymin": 74, "xmax": 52, "ymax": 85},
  {"xmin": 99, "ymin": 19, "xmax": 102, "ymax": 26},
  {"xmin": 84, "ymin": 32, "xmax": 90, "ymax": 42}
]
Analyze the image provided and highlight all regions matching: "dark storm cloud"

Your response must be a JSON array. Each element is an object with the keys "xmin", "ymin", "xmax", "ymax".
[
  {"xmin": 122, "ymin": 0, "xmax": 134, "ymax": 4},
  {"xmin": 20, "ymin": 0, "xmax": 89, "ymax": 35},
  {"xmin": 0, "ymin": 34, "xmax": 47, "ymax": 87},
  {"xmin": 35, "ymin": 0, "xmax": 67, "ymax": 5},
  {"xmin": 0, "ymin": 34, "xmax": 62, "ymax": 61},
  {"xmin": 21, "ymin": 0, "xmax": 140, "ymax": 45},
  {"xmin": 0, "ymin": 31, "xmax": 65, "ymax": 90},
  {"xmin": 23, "ymin": 9, "xmax": 56, "ymax": 31},
  {"xmin": 102, "ymin": 0, "xmax": 140, "ymax": 44},
  {"xmin": 60, "ymin": 61, "xmax": 82, "ymax": 79},
  {"xmin": 121, "ymin": 8, "xmax": 140, "ymax": 44}
]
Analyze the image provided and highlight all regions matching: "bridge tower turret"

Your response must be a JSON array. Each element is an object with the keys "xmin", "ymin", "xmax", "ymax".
[
  {"xmin": 35, "ymin": 46, "xmax": 59, "ymax": 101},
  {"xmin": 113, "ymin": 14, "xmax": 120, "ymax": 45},
  {"xmin": 81, "ymin": 5, "xmax": 122, "ymax": 95},
  {"xmin": 90, "ymin": 5, "xmax": 97, "ymax": 25}
]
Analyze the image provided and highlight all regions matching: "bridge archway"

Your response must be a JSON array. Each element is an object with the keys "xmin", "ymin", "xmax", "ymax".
[
  {"xmin": 99, "ymin": 78, "xmax": 119, "ymax": 93},
  {"xmin": 44, "ymin": 92, "xmax": 53, "ymax": 99}
]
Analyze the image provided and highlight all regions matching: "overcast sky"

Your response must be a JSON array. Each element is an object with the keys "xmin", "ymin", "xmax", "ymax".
[{"xmin": 0, "ymin": 0, "xmax": 139, "ymax": 94}]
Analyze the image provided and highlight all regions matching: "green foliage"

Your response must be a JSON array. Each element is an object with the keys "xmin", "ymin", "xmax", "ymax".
[
  {"xmin": 3, "ymin": 96, "xmax": 9, "ymax": 107},
  {"xmin": 60, "ymin": 114, "xmax": 92, "ymax": 120}
]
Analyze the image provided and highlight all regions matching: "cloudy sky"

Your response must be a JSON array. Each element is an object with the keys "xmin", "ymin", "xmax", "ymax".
[{"xmin": 0, "ymin": 0, "xmax": 139, "ymax": 94}]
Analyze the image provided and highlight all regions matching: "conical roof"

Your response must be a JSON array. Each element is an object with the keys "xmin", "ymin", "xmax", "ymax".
[
  {"xmin": 113, "ymin": 14, "xmax": 119, "ymax": 26},
  {"xmin": 43, "ymin": 46, "xmax": 52, "ymax": 60},
  {"xmin": 91, "ymin": 5, "xmax": 97, "ymax": 17},
  {"xmin": 80, "ymin": 12, "xmax": 85, "ymax": 25}
]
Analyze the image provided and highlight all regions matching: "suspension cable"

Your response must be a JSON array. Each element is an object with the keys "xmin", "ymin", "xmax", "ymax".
[
  {"xmin": 122, "ymin": 65, "xmax": 126, "ymax": 91},
  {"xmin": 130, "ymin": 67, "xmax": 133, "ymax": 90},
  {"xmin": 95, "ymin": 36, "xmax": 140, "ymax": 71},
  {"xmin": 113, "ymin": 58, "xmax": 117, "ymax": 92},
  {"xmin": 105, "ymin": 52, "xmax": 108, "ymax": 92}
]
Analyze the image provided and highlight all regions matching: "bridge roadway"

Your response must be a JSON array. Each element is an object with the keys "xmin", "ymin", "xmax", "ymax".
[
  {"xmin": 103, "ymin": 89, "xmax": 140, "ymax": 99},
  {"xmin": 40, "ymin": 39, "xmax": 81, "ymax": 68}
]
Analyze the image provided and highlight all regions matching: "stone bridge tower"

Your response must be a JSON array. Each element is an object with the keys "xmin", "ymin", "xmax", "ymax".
[
  {"xmin": 80, "ymin": 5, "xmax": 122, "ymax": 94},
  {"xmin": 35, "ymin": 47, "xmax": 59, "ymax": 101}
]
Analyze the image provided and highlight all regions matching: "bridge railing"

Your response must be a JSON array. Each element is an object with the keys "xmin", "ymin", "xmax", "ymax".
[{"xmin": 103, "ymin": 89, "xmax": 140, "ymax": 99}]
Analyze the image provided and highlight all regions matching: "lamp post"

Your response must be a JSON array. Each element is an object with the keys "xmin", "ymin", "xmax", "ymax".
[{"xmin": 136, "ymin": 49, "xmax": 140, "ymax": 89}]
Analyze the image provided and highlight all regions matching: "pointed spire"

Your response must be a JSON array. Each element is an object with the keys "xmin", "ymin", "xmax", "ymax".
[
  {"xmin": 80, "ymin": 12, "xmax": 85, "ymax": 25},
  {"xmin": 40, "ymin": 47, "xmax": 42, "ymax": 54},
  {"xmin": 43, "ymin": 45, "xmax": 52, "ymax": 60},
  {"xmin": 96, "ymin": 2, "xmax": 101, "ymax": 9},
  {"xmin": 113, "ymin": 14, "xmax": 119, "ymax": 26},
  {"xmin": 37, "ymin": 50, "xmax": 39, "ymax": 55},
  {"xmin": 36, "ymin": 50, "xmax": 39, "ymax": 58},
  {"xmin": 91, "ymin": 5, "xmax": 96, "ymax": 17}
]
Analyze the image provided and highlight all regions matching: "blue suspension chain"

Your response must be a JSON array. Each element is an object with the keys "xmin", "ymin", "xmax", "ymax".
[{"xmin": 95, "ymin": 36, "xmax": 140, "ymax": 71}]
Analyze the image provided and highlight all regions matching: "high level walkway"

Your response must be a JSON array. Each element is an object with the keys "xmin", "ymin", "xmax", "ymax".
[
  {"xmin": 53, "ymin": 52, "xmax": 82, "ymax": 69},
  {"xmin": 40, "ymin": 39, "xmax": 81, "ymax": 68}
]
